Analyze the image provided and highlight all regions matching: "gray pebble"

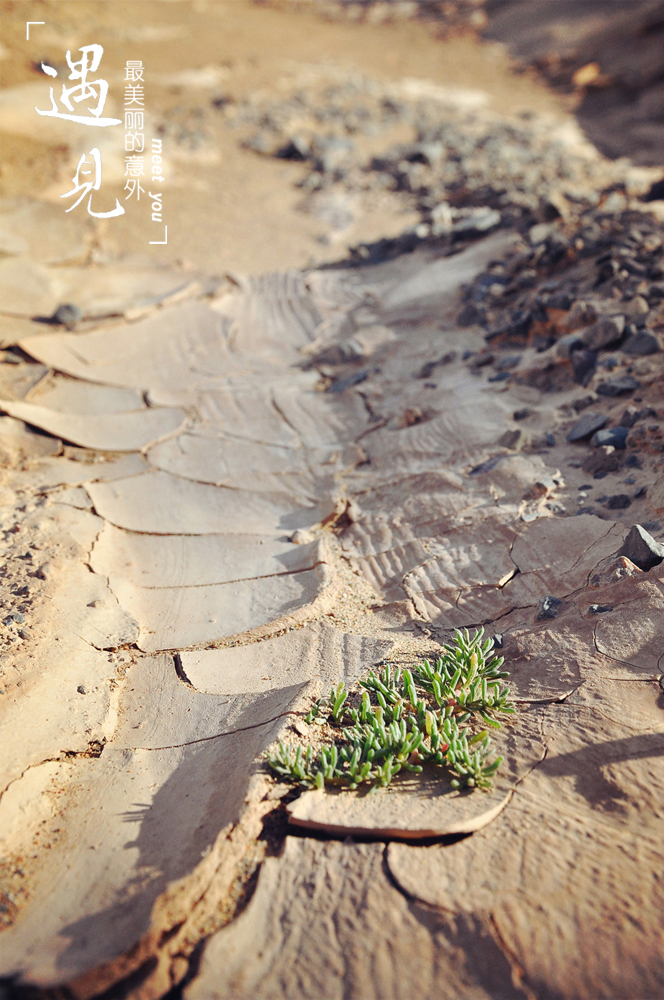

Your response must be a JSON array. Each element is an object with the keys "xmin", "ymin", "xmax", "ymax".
[
  {"xmin": 51, "ymin": 303, "xmax": 82, "ymax": 326},
  {"xmin": 591, "ymin": 426, "xmax": 629, "ymax": 449},
  {"xmin": 567, "ymin": 412, "xmax": 608, "ymax": 442}
]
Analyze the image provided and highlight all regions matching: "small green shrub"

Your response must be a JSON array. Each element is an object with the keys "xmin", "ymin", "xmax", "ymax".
[{"xmin": 267, "ymin": 627, "xmax": 514, "ymax": 793}]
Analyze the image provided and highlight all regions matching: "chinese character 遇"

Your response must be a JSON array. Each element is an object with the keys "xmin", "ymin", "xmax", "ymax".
[
  {"xmin": 61, "ymin": 148, "xmax": 124, "ymax": 217},
  {"xmin": 36, "ymin": 45, "xmax": 121, "ymax": 127}
]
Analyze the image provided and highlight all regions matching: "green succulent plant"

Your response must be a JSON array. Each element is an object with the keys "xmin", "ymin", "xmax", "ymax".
[{"xmin": 267, "ymin": 627, "xmax": 514, "ymax": 793}]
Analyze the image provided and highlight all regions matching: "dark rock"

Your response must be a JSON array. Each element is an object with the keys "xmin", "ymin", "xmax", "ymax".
[
  {"xmin": 581, "ymin": 315, "xmax": 625, "ymax": 351},
  {"xmin": 51, "ymin": 303, "xmax": 82, "ymax": 326},
  {"xmin": 17, "ymin": 628, "xmax": 31, "ymax": 640},
  {"xmin": 470, "ymin": 455, "xmax": 504, "ymax": 475},
  {"xmin": 485, "ymin": 309, "xmax": 532, "ymax": 346},
  {"xmin": 548, "ymin": 291, "xmax": 572, "ymax": 310},
  {"xmin": 596, "ymin": 258, "xmax": 620, "ymax": 284},
  {"xmin": 604, "ymin": 494, "xmax": 631, "ymax": 509},
  {"xmin": 3, "ymin": 612, "xmax": 25, "ymax": 625},
  {"xmin": 573, "ymin": 395, "xmax": 597, "ymax": 412},
  {"xmin": 556, "ymin": 333, "xmax": 585, "ymax": 359},
  {"xmin": 488, "ymin": 371, "xmax": 511, "ymax": 382},
  {"xmin": 328, "ymin": 370, "xmax": 369, "ymax": 393},
  {"xmin": 456, "ymin": 302, "xmax": 485, "ymax": 327},
  {"xmin": 588, "ymin": 604, "xmax": 613, "ymax": 614},
  {"xmin": 583, "ymin": 447, "xmax": 621, "ymax": 478},
  {"xmin": 643, "ymin": 178, "xmax": 664, "ymax": 202},
  {"xmin": 571, "ymin": 348, "xmax": 597, "ymax": 386},
  {"xmin": 622, "ymin": 331, "xmax": 660, "ymax": 356},
  {"xmin": 591, "ymin": 426, "xmax": 629, "ymax": 449},
  {"xmin": 566, "ymin": 300, "xmax": 598, "ymax": 330},
  {"xmin": 617, "ymin": 524, "xmax": 664, "ymax": 570},
  {"xmin": 492, "ymin": 633, "xmax": 504, "ymax": 649},
  {"xmin": 634, "ymin": 485, "xmax": 647, "ymax": 498},
  {"xmin": 468, "ymin": 352, "xmax": 494, "ymax": 369},
  {"xmin": 498, "ymin": 429, "xmax": 522, "ymax": 449},
  {"xmin": 513, "ymin": 408, "xmax": 531, "ymax": 421},
  {"xmin": 596, "ymin": 376, "xmax": 640, "ymax": 397},
  {"xmin": 493, "ymin": 354, "xmax": 522, "ymax": 371},
  {"xmin": 535, "ymin": 596, "xmax": 562, "ymax": 621},
  {"xmin": 567, "ymin": 412, "xmax": 608, "ymax": 442},
  {"xmin": 624, "ymin": 453, "xmax": 643, "ymax": 469},
  {"xmin": 545, "ymin": 432, "xmax": 556, "ymax": 447}
]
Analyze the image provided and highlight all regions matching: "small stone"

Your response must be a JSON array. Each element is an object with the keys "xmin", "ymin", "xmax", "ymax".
[
  {"xmin": 545, "ymin": 432, "xmax": 556, "ymax": 447},
  {"xmin": 596, "ymin": 376, "xmax": 640, "ymax": 397},
  {"xmin": 634, "ymin": 485, "xmax": 647, "ymax": 498},
  {"xmin": 556, "ymin": 332, "xmax": 584, "ymax": 359},
  {"xmin": 571, "ymin": 348, "xmax": 597, "ymax": 385},
  {"xmin": 17, "ymin": 628, "xmax": 31, "ymax": 640},
  {"xmin": 622, "ymin": 331, "xmax": 660, "ymax": 356},
  {"xmin": 604, "ymin": 494, "xmax": 631, "ymax": 509},
  {"xmin": 293, "ymin": 720, "xmax": 309, "ymax": 737},
  {"xmin": 3, "ymin": 612, "xmax": 25, "ymax": 625},
  {"xmin": 581, "ymin": 315, "xmax": 625, "ymax": 352},
  {"xmin": 529, "ymin": 223, "xmax": 554, "ymax": 245},
  {"xmin": 498, "ymin": 429, "xmax": 522, "ymax": 449},
  {"xmin": 77, "ymin": 685, "xmax": 86, "ymax": 695},
  {"xmin": 567, "ymin": 412, "xmax": 608, "ymax": 442},
  {"xmin": 617, "ymin": 524, "xmax": 664, "ymax": 570},
  {"xmin": 591, "ymin": 426, "xmax": 629, "ymax": 449},
  {"xmin": 488, "ymin": 371, "xmax": 511, "ymax": 382},
  {"xmin": 583, "ymin": 446, "xmax": 621, "ymax": 478},
  {"xmin": 513, "ymin": 408, "xmax": 531, "ymax": 421},
  {"xmin": 328, "ymin": 370, "xmax": 369, "ymax": 393},
  {"xmin": 493, "ymin": 354, "xmax": 522, "ymax": 371},
  {"xmin": 535, "ymin": 596, "xmax": 562, "ymax": 621},
  {"xmin": 51, "ymin": 303, "xmax": 82, "ymax": 326},
  {"xmin": 566, "ymin": 300, "xmax": 598, "ymax": 330},
  {"xmin": 588, "ymin": 604, "xmax": 613, "ymax": 614},
  {"xmin": 492, "ymin": 633, "xmax": 503, "ymax": 648}
]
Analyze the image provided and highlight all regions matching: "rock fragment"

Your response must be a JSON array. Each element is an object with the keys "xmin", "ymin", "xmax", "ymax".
[
  {"xmin": 596, "ymin": 376, "xmax": 640, "ymax": 397},
  {"xmin": 567, "ymin": 412, "xmax": 608, "ymax": 442},
  {"xmin": 617, "ymin": 524, "xmax": 664, "ymax": 570},
  {"xmin": 591, "ymin": 426, "xmax": 629, "ymax": 449},
  {"xmin": 535, "ymin": 596, "xmax": 562, "ymax": 620}
]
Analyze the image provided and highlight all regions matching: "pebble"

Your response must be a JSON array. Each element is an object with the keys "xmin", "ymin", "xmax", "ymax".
[
  {"xmin": 622, "ymin": 331, "xmax": 660, "ymax": 356},
  {"xmin": 596, "ymin": 376, "xmax": 640, "ymax": 396},
  {"xmin": 571, "ymin": 348, "xmax": 597, "ymax": 385},
  {"xmin": 51, "ymin": 303, "xmax": 82, "ymax": 326},
  {"xmin": 589, "ymin": 604, "xmax": 613, "ymax": 614},
  {"xmin": 3, "ymin": 613, "xmax": 25, "ymax": 625},
  {"xmin": 580, "ymin": 315, "xmax": 625, "ymax": 351},
  {"xmin": 604, "ymin": 494, "xmax": 632, "ymax": 509},
  {"xmin": 617, "ymin": 523, "xmax": 664, "ymax": 570},
  {"xmin": 591, "ymin": 426, "xmax": 629, "ymax": 449},
  {"xmin": 567, "ymin": 412, "xmax": 608, "ymax": 442},
  {"xmin": 328, "ymin": 370, "xmax": 369, "ymax": 393},
  {"xmin": 535, "ymin": 596, "xmax": 562, "ymax": 621}
]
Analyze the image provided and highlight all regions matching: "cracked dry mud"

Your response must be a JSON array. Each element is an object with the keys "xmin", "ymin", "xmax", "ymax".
[{"xmin": 1, "ymin": 5, "xmax": 664, "ymax": 1000}]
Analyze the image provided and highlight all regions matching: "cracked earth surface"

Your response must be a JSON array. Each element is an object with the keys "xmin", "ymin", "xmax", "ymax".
[{"xmin": 1, "ymin": 3, "xmax": 664, "ymax": 999}]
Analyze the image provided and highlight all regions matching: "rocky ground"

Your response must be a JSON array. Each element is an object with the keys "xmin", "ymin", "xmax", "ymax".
[{"xmin": 0, "ymin": 2, "xmax": 664, "ymax": 999}]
